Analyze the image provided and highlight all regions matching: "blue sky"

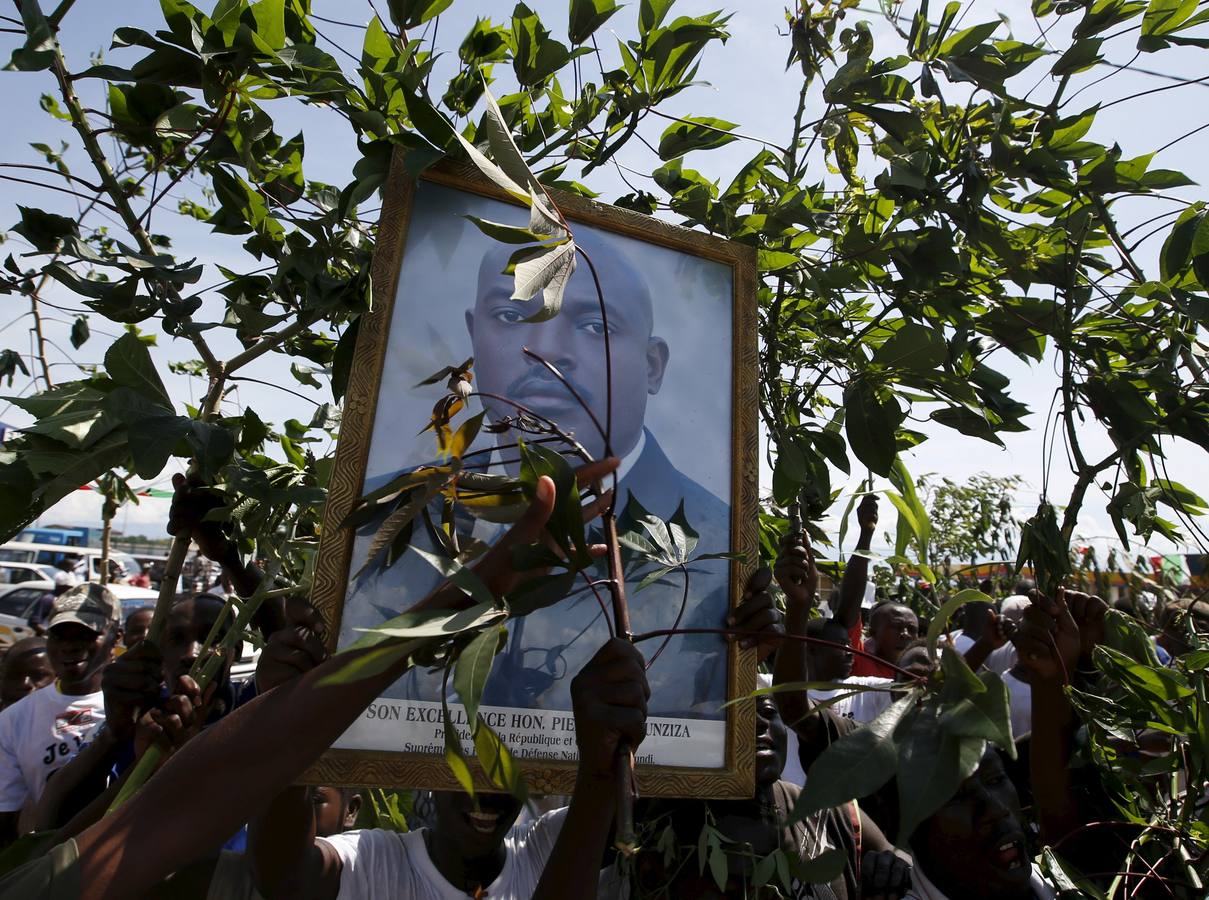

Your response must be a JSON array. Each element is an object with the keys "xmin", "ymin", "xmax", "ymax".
[{"xmin": 1, "ymin": 0, "xmax": 1206, "ymax": 564}]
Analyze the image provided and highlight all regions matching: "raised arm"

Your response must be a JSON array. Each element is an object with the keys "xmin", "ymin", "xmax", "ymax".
[
  {"xmin": 166, "ymin": 473, "xmax": 275, "ymax": 630},
  {"xmin": 532, "ymin": 638, "xmax": 649, "ymax": 900},
  {"xmin": 32, "ymin": 641, "xmax": 163, "ymax": 831},
  {"xmin": 247, "ymin": 603, "xmax": 340, "ymax": 900},
  {"xmin": 72, "ymin": 462, "xmax": 617, "ymax": 900},
  {"xmin": 69, "ymin": 468, "xmax": 582, "ymax": 900},
  {"xmin": 772, "ymin": 536, "xmax": 818, "ymax": 731},
  {"xmin": 1012, "ymin": 588, "xmax": 1085, "ymax": 844},
  {"xmin": 962, "ymin": 609, "xmax": 1007, "ymax": 673},
  {"xmin": 833, "ymin": 495, "xmax": 877, "ymax": 631}
]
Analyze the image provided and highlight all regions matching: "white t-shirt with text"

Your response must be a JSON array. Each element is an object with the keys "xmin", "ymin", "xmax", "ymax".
[
  {"xmin": 322, "ymin": 807, "xmax": 567, "ymax": 900},
  {"xmin": 808, "ymin": 676, "xmax": 894, "ymax": 724},
  {"xmin": 0, "ymin": 682, "xmax": 106, "ymax": 811}
]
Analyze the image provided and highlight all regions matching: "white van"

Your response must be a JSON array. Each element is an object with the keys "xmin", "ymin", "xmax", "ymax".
[{"xmin": 0, "ymin": 542, "xmax": 141, "ymax": 583}]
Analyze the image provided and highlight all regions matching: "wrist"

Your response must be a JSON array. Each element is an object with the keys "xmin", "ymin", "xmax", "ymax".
[{"xmin": 784, "ymin": 604, "xmax": 812, "ymax": 632}]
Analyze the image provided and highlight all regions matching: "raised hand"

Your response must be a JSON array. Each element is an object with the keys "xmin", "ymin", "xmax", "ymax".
[
  {"xmin": 102, "ymin": 641, "xmax": 164, "ymax": 744},
  {"xmin": 862, "ymin": 848, "xmax": 912, "ymax": 900},
  {"xmin": 167, "ymin": 472, "xmax": 239, "ymax": 565},
  {"xmin": 773, "ymin": 533, "xmax": 817, "ymax": 612},
  {"xmin": 256, "ymin": 597, "xmax": 329, "ymax": 693},
  {"xmin": 417, "ymin": 458, "xmax": 620, "ymax": 614},
  {"xmin": 856, "ymin": 494, "xmax": 879, "ymax": 536},
  {"xmin": 570, "ymin": 638, "xmax": 649, "ymax": 781},
  {"xmin": 1064, "ymin": 589, "xmax": 1108, "ymax": 666},
  {"xmin": 1013, "ymin": 589, "xmax": 1081, "ymax": 685},
  {"xmin": 727, "ymin": 567, "xmax": 783, "ymax": 660},
  {"xmin": 133, "ymin": 675, "xmax": 211, "ymax": 762}
]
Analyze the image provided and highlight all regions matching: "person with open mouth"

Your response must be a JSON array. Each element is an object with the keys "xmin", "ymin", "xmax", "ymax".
[
  {"xmin": 901, "ymin": 589, "xmax": 1090, "ymax": 900},
  {"xmin": 0, "ymin": 583, "xmax": 120, "ymax": 847}
]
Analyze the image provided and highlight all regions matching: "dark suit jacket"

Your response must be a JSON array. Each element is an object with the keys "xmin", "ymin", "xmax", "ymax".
[{"xmin": 342, "ymin": 431, "xmax": 731, "ymax": 717}]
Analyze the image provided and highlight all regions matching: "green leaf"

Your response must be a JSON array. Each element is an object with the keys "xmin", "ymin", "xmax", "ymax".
[
  {"xmin": 104, "ymin": 332, "xmax": 172, "ymax": 410},
  {"xmin": 357, "ymin": 475, "xmax": 446, "ymax": 576},
  {"xmin": 518, "ymin": 441, "xmax": 587, "ymax": 564},
  {"xmin": 569, "ymin": 0, "xmax": 620, "ymax": 43},
  {"xmin": 20, "ymin": 406, "xmax": 120, "ymax": 450},
  {"xmin": 127, "ymin": 415, "xmax": 191, "ymax": 479},
  {"xmin": 1094, "ymin": 645, "xmax": 1193, "ymax": 703},
  {"xmin": 872, "ymin": 322, "xmax": 947, "ymax": 371},
  {"xmin": 1050, "ymin": 106, "xmax": 1098, "ymax": 148},
  {"xmin": 454, "ymin": 626, "xmax": 502, "ymax": 731},
  {"xmin": 409, "ymin": 547, "xmax": 500, "ymax": 609},
  {"xmin": 505, "ymin": 570, "xmax": 578, "ymax": 616},
  {"xmin": 509, "ymin": 241, "xmax": 577, "ymax": 322},
  {"xmin": 443, "ymin": 699, "xmax": 476, "ymax": 798},
  {"xmin": 940, "ymin": 671, "xmax": 1016, "ymax": 754},
  {"xmin": 774, "ymin": 441, "xmax": 808, "ymax": 484},
  {"xmin": 5, "ymin": 0, "xmax": 54, "ymax": 71},
  {"xmin": 317, "ymin": 638, "xmax": 414, "ymax": 686},
  {"xmin": 926, "ymin": 589, "xmax": 993, "ymax": 658},
  {"xmin": 463, "ymin": 216, "xmax": 552, "ymax": 244},
  {"xmin": 12, "ymin": 206, "xmax": 78, "ymax": 252},
  {"xmin": 640, "ymin": 0, "xmax": 674, "ymax": 33},
  {"xmin": 1051, "ymin": 37, "xmax": 1103, "ymax": 75},
  {"xmin": 929, "ymin": 407, "xmax": 1005, "ymax": 446},
  {"xmin": 69, "ymin": 316, "xmax": 90, "ymax": 350},
  {"xmin": 938, "ymin": 20, "xmax": 1000, "ymax": 55},
  {"xmin": 26, "ymin": 429, "xmax": 130, "ymax": 508},
  {"xmin": 251, "ymin": 0, "xmax": 286, "ymax": 49},
  {"xmin": 474, "ymin": 716, "xmax": 527, "ymax": 799},
  {"xmin": 387, "ymin": 0, "xmax": 455, "ymax": 29},
  {"xmin": 331, "ymin": 318, "xmax": 361, "ymax": 404},
  {"xmin": 757, "ymin": 249, "xmax": 799, "ymax": 272},
  {"xmin": 656, "ymin": 117, "xmax": 739, "ymax": 159},
  {"xmin": 353, "ymin": 601, "xmax": 505, "ymax": 646},
  {"xmin": 511, "ymin": 2, "xmax": 572, "ymax": 86},
  {"xmin": 843, "ymin": 381, "xmax": 901, "ymax": 477},
  {"xmin": 187, "ymin": 421, "xmax": 235, "ymax": 482},
  {"xmin": 792, "ymin": 692, "xmax": 917, "ymax": 822},
  {"xmin": 1140, "ymin": 0, "xmax": 1200, "ymax": 39},
  {"xmin": 896, "ymin": 704, "xmax": 985, "ymax": 841}
]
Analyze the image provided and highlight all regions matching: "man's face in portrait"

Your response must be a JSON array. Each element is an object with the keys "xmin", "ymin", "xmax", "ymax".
[{"xmin": 466, "ymin": 236, "xmax": 670, "ymax": 461}]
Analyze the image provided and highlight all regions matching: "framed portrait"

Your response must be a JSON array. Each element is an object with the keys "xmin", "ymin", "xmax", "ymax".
[{"xmin": 305, "ymin": 152, "xmax": 759, "ymax": 798}]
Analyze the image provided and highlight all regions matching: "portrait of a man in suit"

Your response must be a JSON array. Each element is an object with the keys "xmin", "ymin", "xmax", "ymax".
[{"xmin": 337, "ymin": 182, "xmax": 734, "ymax": 732}]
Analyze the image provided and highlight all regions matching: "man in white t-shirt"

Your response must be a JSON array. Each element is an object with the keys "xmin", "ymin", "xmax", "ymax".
[
  {"xmin": 0, "ymin": 583, "xmax": 120, "ymax": 845},
  {"xmin": 249, "ymin": 637, "xmax": 650, "ymax": 900}
]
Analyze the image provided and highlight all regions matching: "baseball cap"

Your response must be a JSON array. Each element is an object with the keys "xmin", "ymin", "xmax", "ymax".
[{"xmin": 48, "ymin": 583, "xmax": 122, "ymax": 635}]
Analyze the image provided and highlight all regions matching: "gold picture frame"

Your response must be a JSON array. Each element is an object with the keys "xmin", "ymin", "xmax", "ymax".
[{"xmin": 303, "ymin": 150, "xmax": 760, "ymax": 799}]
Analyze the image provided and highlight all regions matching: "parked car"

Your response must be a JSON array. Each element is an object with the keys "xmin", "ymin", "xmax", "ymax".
[
  {"xmin": 0, "ymin": 562, "xmax": 57, "ymax": 584},
  {"xmin": 0, "ymin": 580, "xmax": 53, "ymax": 648}
]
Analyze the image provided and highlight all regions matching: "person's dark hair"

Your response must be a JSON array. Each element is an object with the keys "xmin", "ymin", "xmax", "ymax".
[
  {"xmin": 899, "ymin": 636, "xmax": 928, "ymax": 656},
  {"xmin": 979, "ymin": 578, "xmax": 994, "ymax": 595},
  {"xmin": 1112, "ymin": 597, "xmax": 1139, "ymax": 619},
  {"xmin": 4, "ymin": 636, "xmax": 47, "ymax": 663},
  {"xmin": 869, "ymin": 600, "xmax": 911, "ymax": 625},
  {"xmin": 805, "ymin": 617, "xmax": 845, "ymax": 638},
  {"xmin": 1014, "ymin": 579, "xmax": 1036, "ymax": 596}
]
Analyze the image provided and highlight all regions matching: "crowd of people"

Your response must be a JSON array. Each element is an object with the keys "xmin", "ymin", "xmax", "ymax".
[{"xmin": 0, "ymin": 468, "xmax": 1200, "ymax": 899}]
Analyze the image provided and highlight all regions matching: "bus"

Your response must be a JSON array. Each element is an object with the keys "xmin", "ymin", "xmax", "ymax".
[{"xmin": 16, "ymin": 526, "xmax": 97, "ymax": 547}]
